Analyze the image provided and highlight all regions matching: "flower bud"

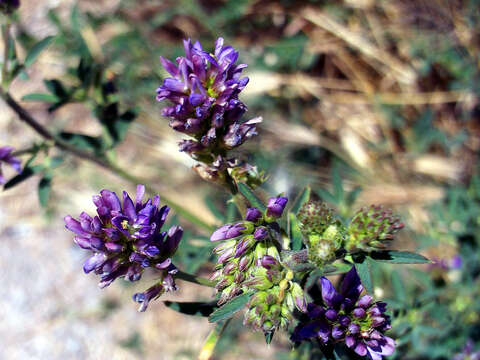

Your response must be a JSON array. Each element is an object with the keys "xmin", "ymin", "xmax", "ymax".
[
  {"xmin": 253, "ymin": 226, "xmax": 268, "ymax": 241},
  {"xmin": 346, "ymin": 205, "xmax": 404, "ymax": 253},
  {"xmin": 297, "ymin": 201, "xmax": 334, "ymax": 236},
  {"xmin": 245, "ymin": 207, "xmax": 263, "ymax": 223},
  {"xmin": 265, "ymin": 196, "xmax": 288, "ymax": 220},
  {"xmin": 210, "ymin": 221, "xmax": 253, "ymax": 242},
  {"xmin": 132, "ymin": 282, "xmax": 165, "ymax": 312},
  {"xmin": 235, "ymin": 235, "xmax": 256, "ymax": 257}
]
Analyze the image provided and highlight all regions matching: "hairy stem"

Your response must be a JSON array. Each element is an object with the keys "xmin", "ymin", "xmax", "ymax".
[
  {"xmin": 0, "ymin": 89, "xmax": 216, "ymax": 232},
  {"xmin": 176, "ymin": 270, "xmax": 216, "ymax": 288}
]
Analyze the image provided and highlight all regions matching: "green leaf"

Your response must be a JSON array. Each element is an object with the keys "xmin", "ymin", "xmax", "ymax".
[
  {"xmin": 205, "ymin": 196, "xmax": 225, "ymax": 222},
  {"xmin": 22, "ymin": 93, "xmax": 59, "ymax": 102},
  {"xmin": 369, "ymin": 251, "xmax": 431, "ymax": 264},
  {"xmin": 208, "ymin": 292, "xmax": 253, "ymax": 323},
  {"xmin": 354, "ymin": 256, "xmax": 373, "ymax": 294},
  {"xmin": 7, "ymin": 35, "xmax": 17, "ymax": 62},
  {"xmin": 38, "ymin": 175, "xmax": 52, "ymax": 207},
  {"xmin": 164, "ymin": 300, "xmax": 217, "ymax": 317},
  {"xmin": 290, "ymin": 186, "xmax": 311, "ymax": 215},
  {"xmin": 391, "ymin": 271, "xmax": 406, "ymax": 304},
  {"xmin": 110, "ymin": 109, "xmax": 137, "ymax": 145},
  {"xmin": 58, "ymin": 132, "xmax": 104, "ymax": 154},
  {"xmin": 324, "ymin": 262, "xmax": 354, "ymax": 275},
  {"xmin": 3, "ymin": 165, "xmax": 44, "ymax": 190},
  {"xmin": 48, "ymin": 156, "xmax": 64, "ymax": 169},
  {"xmin": 24, "ymin": 36, "xmax": 55, "ymax": 68},
  {"xmin": 305, "ymin": 269, "xmax": 323, "ymax": 290},
  {"xmin": 225, "ymin": 198, "xmax": 238, "ymax": 223},
  {"xmin": 316, "ymin": 188, "xmax": 337, "ymax": 204},
  {"xmin": 97, "ymin": 104, "xmax": 137, "ymax": 146},
  {"xmin": 288, "ymin": 212, "xmax": 303, "ymax": 251},
  {"xmin": 44, "ymin": 79, "xmax": 68, "ymax": 98},
  {"xmin": 238, "ymin": 183, "xmax": 266, "ymax": 212},
  {"xmin": 265, "ymin": 330, "xmax": 275, "ymax": 345},
  {"xmin": 332, "ymin": 166, "xmax": 344, "ymax": 201}
]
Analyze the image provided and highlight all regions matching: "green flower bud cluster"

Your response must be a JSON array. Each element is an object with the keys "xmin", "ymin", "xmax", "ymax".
[
  {"xmin": 297, "ymin": 202, "xmax": 404, "ymax": 260},
  {"xmin": 211, "ymin": 201, "xmax": 289, "ymax": 305},
  {"xmin": 297, "ymin": 201, "xmax": 345, "ymax": 266},
  {"xmin": 243, "ymin": 257, "xmax": 306, "ymax": 334},
  {"xmin": 346, "ymin": 205, "xmax": 404, "ymax": 253},
  {"xmin": 211, "ymin": 237, "xmax": 281, "ymax": 305}
]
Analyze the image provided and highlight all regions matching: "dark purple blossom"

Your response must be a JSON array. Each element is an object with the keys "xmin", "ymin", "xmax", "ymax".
[
  {"xmin": 0, "ymin": 146, "xmax": 21, "ymax": 185},
  {"xmin": 266, "ymin": 196, "xmax": 288, "ymax": 219},
  {"xmin": 292, "ymin": 267, "xmax": 395, "ymax": 360},
  {"xmin": 65, "ymin": 185, "xmax": 183, "ymax": 310},
  {"xmin": 0, "ymin": 0, "xmax": 19, "ymax": 13}
]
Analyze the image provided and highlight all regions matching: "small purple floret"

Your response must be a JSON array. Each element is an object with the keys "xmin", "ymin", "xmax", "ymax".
[
  {"xmin": 0, "ymin": 146, "xmax": 22, "ymax": 184},
  {"xmin": 210, "ymin": 222, "xmax": 246, "ymax": 241}
]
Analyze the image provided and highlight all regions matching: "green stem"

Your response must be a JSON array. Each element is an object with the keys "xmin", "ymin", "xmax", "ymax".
[
  {"xmin": 197, "ymin": 319, "xmax": 230, "ymax": 360},
  {"xmin": 0, "ymin": 89, "xmax": 216, "ymax": 233},
  {"xmin": 2, "ymin": 21, "xmax": 11, "ymax": 89},
  {"xmin": 176, "ymin": 270, "xmax": 216, "ymax": 288}
]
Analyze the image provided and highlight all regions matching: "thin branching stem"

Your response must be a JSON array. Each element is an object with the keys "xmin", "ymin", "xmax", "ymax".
[{"xmin": 0, "ymin": 89, "xmax": 216, "ymax": 232}]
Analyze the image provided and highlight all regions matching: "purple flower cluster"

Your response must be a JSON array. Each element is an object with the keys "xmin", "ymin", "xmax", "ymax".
[
  {"xmin": 0, "ymin": 0, "xmax": 20, "ymax": 13},
  {"xmin": 64, "ymin": 185, "xmax": 183, "ymax": 311},
  {"xmin": 156, "ymin": 38, "xmax": 261, "ymax": 183},
  {"xmin": 292, "ymin": 267, "xmax": 395, "ymax": 360},
  {"xmin": 454, "ymin": 340, "xmax": 480, "ymax": 360},
  {"xmin": 0, "ymin": 146, "xmax": 21, "ymax": 185}
]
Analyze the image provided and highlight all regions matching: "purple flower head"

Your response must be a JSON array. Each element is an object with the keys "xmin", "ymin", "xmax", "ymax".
[
  {"xmin": 266, "ymin": 196, "xmax": 288, "ymax": 220},
  {"xmin": 65, "ymin": 185, "xmax": 183, "ymax": 306},
  {"xmin": 0, "ymin": 146, "xmax": 22, "ymax": 185},
  {"xmin": 156, "ymin": 38, "xmax": 260, "ymax": 159},
  {"xmin": 292, "ymin": 267, "xmax": 395, "ymax": 360},
  {"xmin": 0, "ymin": 0, "xmax": 20, "ymax": 13}
]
